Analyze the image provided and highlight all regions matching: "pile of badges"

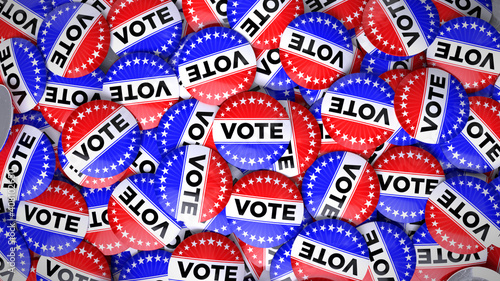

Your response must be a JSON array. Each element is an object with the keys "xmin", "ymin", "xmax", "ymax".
[{"xmin": 1, "ymin": 0, "xmax": 500, "ymax": 280}]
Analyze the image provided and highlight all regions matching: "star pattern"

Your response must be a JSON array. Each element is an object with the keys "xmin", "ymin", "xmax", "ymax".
[
  {"xmin": 0, "ymin": 220, "xmax": 30, "ymax": 278},
  {"xmin": 119, "ymin": 250, "xmax": 170, "ymax": 280},
  {"xmin": 173, "ymin": 233, "xmax": 242, "ymax": 265},
  {"xmin": 185, "ymin": 0, "xmax": 229, "ymax": 31}
]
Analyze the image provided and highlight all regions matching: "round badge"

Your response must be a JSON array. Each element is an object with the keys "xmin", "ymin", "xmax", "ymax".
[
  {"xmin": 254, "ymin": 48, "xmax": 297, "ymax": 91},
  {"xmin": 302, "ymin": 151, "xmax": 380, "ymax": 224},
  {"xmin": 361, "ymin": 52, "xmax": 426, "ymax": 76},
  {"xmin": 374, "ymin": 146, "xmax": 445, "ymax": 223},
  {"xmin": 227, "ymin": 0, "xmax": 303, "ymax": 50},
  {"xmin": 81, "ymin": 185, "xmax": 128, "ymax": 256},
  {"xmin": 362, "ymin": 0, "xmax": 439, "ymax": 57},
  {"xmin": 426, "ymin": 176, "xmax": 500, "ymax": 254},
  {"xmin": 226, "ymin": 170, "xmax": 303, "ymax": 247},
  {"xmin": 38, "ymin": 69, "xmax": 105, "ymax": 132},
  {"xmin": 270, "ymin": 237, "xmax": 296, "ymax": 281},
  {"xmin": 448, "ymin": 266, "xmax": 500, "ymax": 280},
  {"xmin": 168, "ymin": 232, "xmax": 245, "ymax": 281},
  {"xmin": 154, "ymin": 145, "xmax": 232, "ymax": 223},
  {"xmin": 61, "ymin": 100, "xmax": 140, "ymax": 178},
  {"xmin": 120, "ymin": 128, "xmax": 161, "ymax": 180},
  {"xmin": 36, "ymin": 241, "xmax": 111, "ymax": 280},
  {"xmin": 432, "ymin": 0, "xmax": 492, "ymax": 24},
  {"xmin": 357, "ymin": 221, "xmax": 416, "ymax": 281},
  {"xmin": 309, "ymin": 98, "xmax": 346, "ymax": 156},
  {"xmin": 416, "ymin": 141, "xmax": 457, "ymax": 173},
  {"xmin": 427, "ymin": 17, "xmax": 500, "ymax": 93},
  {"xmin": 270, "ymin": 101, "xmax": 320, "ymax": 177},
  {"xmin": 38, "ymin": 3, "xmax": 110, "ymax": 78},
  {"xmin": 0, "ymin": 38, "xmax": 46, "ymax": 114},
  {"xmin": 0, "ymin": 219, "xmax": 31, "ymax": 280},
  {"xmin": 412, "ymin": 223, "xmax": 487, "ymax": 281},
  {"xmin": 17, "ymin": 180, "xmax": 89, "ymax": 257},
  {"xmin": 291, "ymin": 218, "xmax": 369, "ymax": 280},
  {"xmin": 109, "ymin": 173, "xmax": 183, "ymax": 250},
  {"xmin": 118, "ymin": 249, "xmax": 171, "ymax": 280},
  {"xmin": 394, "ymin": 68, "xmax": 469, "ymax": 144},
  {"xmin": 177, "ymin": 26, "xmax": 257, "ymax": 105},
  {"xmin": 279, "ymin": 12, "xmax": 354, "ymax": 90},
  {"xmin": 57, "ymin": 134, "xmax": 127, "ymax": 189},
  {"xmin": 108, "ymin": 0, "xmax": 182, "ymax": 58},
  {"xmin": 441, "ymin": 96, "xmax": 500, "ymax": 173},
  {"xmin": 356, "ymin": 25, "xmax": 412, "ymax": 61},
  {"xmin": 232, "ymin": 235, "xmax": 276, "ymax": 280},
  {"xmin": 212, "ymin": 91, "xmax": 292, "ymax": 170},
  {"xmin": 0, "ymin": 85, "xmax": 12, "ymax": 150},
  {"xmin": 299, "ymin": 86, "xmax": 328, "ymax": 106},
  {"xmin": 303, "ymin": 0, "xmax": 365, "ymax": 30},
  {"xmin": 321, "ymin": 72, "xmax": 399, "ymax": 151},
  {"xmin": 183, "ymin": 0, "xmax": 230, "ymax": 32},
  {"xmin": 111, "ymin": 248, "xmax": 138, "ymax": 281},
  {"xmin": 0, "ymin": 124, "xmax": 55, "ymax": 201},
  {"xmin": 183, "ymin": 207, "xmax": 232, "ymax": 235},
  {"xmin": 157, "ymin": 99, "xmax": 218, "ymax": 157},
  {"xmin": 12, "ymin": 110, "xmax": 61, "ymax": 150},
  {"xmin": 0, "ymin": 0, "xmax": 48, "ymax": 43},
  {"xmin": 103, "ymin": 52, "xmax": 180, "ymax": 130}
]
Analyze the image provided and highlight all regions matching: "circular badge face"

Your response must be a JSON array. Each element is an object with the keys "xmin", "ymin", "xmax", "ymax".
[
  {"xmin": 0, "ymin": 85, "xmax": 12, "ymax": 150},
  {"xmin": 54, "ymin": 0, "xmax": 113, "ymax": 17},
  {"xmin": 361, "ymin": 52, "xmax": 426, "ymax": 76},
  {"xmin": 441, "ymin": 96, "xmax": 500, "ymax": 173},
  {"xmin": 111, "ymin": 248, "xmax": 138, "ymax": 280},
  {"xmin": 448, "ymin": 266, "xmax": 500, "ymax": 280},
  {"xmin": 427, "ymin": 17, "xmax": 500, "ymax": 93},
  {"xmin": 157, "ymin": 99, "xmax": 218, "ymax": 157},
  {"xmin": 168, "ymin": 232, "xmax": 245, "ymax": 281},
  {"xmin": 0, "ymin": 220, "xmax": 31, "ymax": 280},
  {"xmin": 0, "ymin": 0, "xmax": 48, "ymax": 43},
  {"xmin": 426, "ymin": 176, "xmax": 500, "ymax": 254},
  {"xmin": 321, "ymin": 73, "xmax": 398, "ymax": 151},
  {"xmin": 36, "ymin": 241, "xmax": 111, "ymax": 281},
  {"xmin": 183, "ymin": 0, "xmax": 229, "ymax": 32},
  {"xmin": 118, "ymin": 249, "xmax": 171, "ymax": 281},
  {"xmin": 57, "ymin": 134, "xmax": 127, "ymax": 189},
  {"xmin": 226, "ymin": 170, "xmax": 303, "ymax": 247},
  {"xmin": 38, "ymin": 3, "xmax": 110, "ymax": 78},
  {"xmin": 109, "ymin": 173, "xmax": 183, "ymax": 250},
  {"xmin": 108, "ymin": 0, "xmax": 182, "ymax": 58},
  {"xmin": 303, "ymin": 0, "xmax": 365, "ymax": 30},
  {"xmin": 120, "ymin": 128, "xmax": 161, "ymax": 180},
  {"xmin": 81, "ymin": 185, "xmax": 128, "ymax": 256},
  {"xmin": 412, "ymin": 223, "xmax": 487, "ymax": 281},
  {"xmin": 177, "ymin": 26, "xmax": 257, "ymax": 105},
  {"xmin": 61, "ymin": 100, "xmax": 140, "ymax": 178},
  {"xmin": 38, "ymin": 69, "xmax": 105, "ymax": 132},
  {"xmin": 309, "ymin": 98, "xmax": 346, "ymax": 156},
  {"xmin": 103, "ymin": 52, "xmax": 180, "ymax": 130},
  {"xmin": 374, "ymin": 146, "xmax": 445, "ymax": 223},
  {"xmin": 0, "ymin": 38, "xmax": 46, "ymax": 114},
  {"xmin": 357, "ymin": 221, "xmax": 416, "ymax": 281},
  {"xmin": 254, "ymin": 49, "xmax": 297, "ymax": 91},
  {"xmin": 227, "ymin": 0, "xmax": 303, "ymax": 50},
  {"xmin": 212, "ymin": 92, "xmax": 292, "ymax": 170},
  {"xmin": 0, "ymin": 125, "xmax": 55, "ymax": 201},
  {"xmin": 12, "ymin": 110, "xmax": 61, "ymax": 150},
  {"xmin": 291, "ymin": 219, "xmax": 369, "ymax": 281},
  {"xmin": 432, "ymin": 0, "xmax": 492, "ymax": 24},
  {"xmin": 302, "ymin": 151, "xmax": 380, "ymax": 224},
  {"xmin": 416, "ymin": 141, "xmax": 457, "ymax": 173},
  {"xmin": 362, "ymin": 0, "xmax": 439, "ymax": 57},
  {"xmin": 154, "ymin": 145, "xmax": 232, "ymax": 223},
  {"xmin": 270, "ymin": 237, "xmax": 296, "ymax": 281},
  {"xmin": 270, "ymin": 101, "xmax": 320, "ymax": 177},
  {"xmin": 279, "ymin": 12, "xmax": 354, "ymax": 90},
  {"xmin": 394, "ymin": 68, "xmax": 469, "ymax": 144},
  {"xmin": 17, "ymin": 180, "xmax": 89, "ymax": 257}
]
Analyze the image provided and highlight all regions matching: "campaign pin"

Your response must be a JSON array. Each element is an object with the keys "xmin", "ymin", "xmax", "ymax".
[
  {"xmin": 303, "ymin": 0, "xmax": 366, "ymax": 30},
  {"xmin": 0, "ymin": 219, "xmax": 31, "ymax": 281},
  {"xmin": 61, "ymin": 100, "xmax": 141, "ymax": 178},
  {"xmin": 361, "ymin": 52, "xmax": 426, "ymax": 76},
  {"xmin": 118, "ymin": 249, "xmax": 171, "ymax": 280},
  {"xmin": 182, "ymin": 0, "xmax": 230, "ymax": 32},
  {"xmin": 54, "ymin": 0, "xmax": 113, "ymax": 17},
  {"xmin": 374, "ymin": 146, "xmax": 445, "ymax": 223},
  {"xmin": 362, "ymin": 0, "xmax": 439, "ymax": 57},
  {"xmin": 109, "ymin": 173, "xmax": 183, "ymax": 250},
  {"xmin": 426, "ymin": 17, "xmax": 500, "ymax": 93},
  {"xmin": 0, "ymin": 0, "xmax": 48, "ymax": 43},
  {"xmin": 269, "ymin": 237, "xmax": 296, "ymax": 281},
  {"xmin": 0, "ymin": 38, "xmax": 46, "ymax": 114},
  {"xmin": 426, "ymin": 176, "xmax": 500, "ymax": 254},
  {"xmin": 212, "ymin": 91, "xmax": 292, "ymax": 170},
  {"xmin": 38, "ymin": 3, "xmax": 110, "ymax": 78},
  {"xmin": 120, "ymin": 129, "xmax": 161, "ymax": 180},
  {"xmin": 302, "ymin": 151, "xmax": 380, "ymax": 224},
  {"xmin": 279, "ymin": 12, "xmax": 354, "ymax": 90},
  {"xmin": 17, "ymin": 180, "xmax": 89, "ymax": 257},
  {"xmin": 177, "ymin": 26, "xmax": 257, "ymax": 105},
  {"xmin": 309, "ymin": 98, "xmax": 347, "ymax": 156},
  {"xmin": 183, "ymin": 208, "xmax": 232, "ymax": 235},
  {"xmin": 168, "ymin": 232, "xmax": 246, "ymax": 281},
  {"xmin": 254, "ymin": 48, "xmax": 297, "ymax": 91},
  {"xmin": 441, "ymin": 96, "xmax": 500, "ymax": 173},
  {"xmin": 103, "ymin": 52, "xmax": 180, "ymax": 130},
  {"xmin": 433, "ymin": 0, "xmax": 493, "ymax": 24},
  {"xmin": 291, "ymin": 218, "xmax": 370, "ymax": 280}
]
